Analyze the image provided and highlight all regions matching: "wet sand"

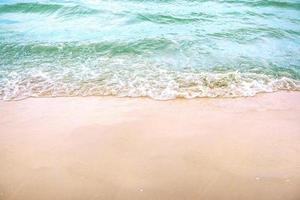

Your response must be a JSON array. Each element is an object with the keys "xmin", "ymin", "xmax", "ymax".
[{"xmin": 0, "ymin": 92, "xmax": 300, "ymax": 200}]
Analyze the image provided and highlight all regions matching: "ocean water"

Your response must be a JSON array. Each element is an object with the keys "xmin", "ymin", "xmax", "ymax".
[{"xmin": 0, "ymin": 0, "xmax": 300, "ymax": 100}]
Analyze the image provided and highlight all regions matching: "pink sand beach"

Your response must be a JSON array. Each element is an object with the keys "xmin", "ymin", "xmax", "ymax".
[{"xmin": 0, "ymin": 92, "xmax": 300, "ymax": 200}]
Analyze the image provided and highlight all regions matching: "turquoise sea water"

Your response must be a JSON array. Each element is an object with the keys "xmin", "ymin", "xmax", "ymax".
[{"xmin": 0, "ymin": 0, "xmax": 300, "ymax": 100}]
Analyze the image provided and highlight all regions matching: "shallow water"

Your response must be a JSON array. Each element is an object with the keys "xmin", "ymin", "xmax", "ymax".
[{"xmin": 0, "ymin": 0, "xmax": 300, "ymax": 100}]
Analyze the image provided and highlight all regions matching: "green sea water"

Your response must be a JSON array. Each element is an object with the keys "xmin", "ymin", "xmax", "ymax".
[{"xmin": 0, "ymin": 0, "xmax": 300, "ymax": 100}]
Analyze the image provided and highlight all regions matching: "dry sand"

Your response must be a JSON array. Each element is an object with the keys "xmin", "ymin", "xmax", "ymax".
[{"xmin": 0, "ymin": 92, "xmax": 300, "ymax": 200}]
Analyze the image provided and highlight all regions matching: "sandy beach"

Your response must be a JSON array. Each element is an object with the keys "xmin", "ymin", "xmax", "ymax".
[{"xmin": 0, "ymin": 92, "xmax": 300, "ymax": 200}]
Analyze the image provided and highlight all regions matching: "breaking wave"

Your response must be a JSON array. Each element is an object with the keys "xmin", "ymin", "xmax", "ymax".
[{"xmin": 1, "ymin": 62, "xmax": 299, "ymax": 100}]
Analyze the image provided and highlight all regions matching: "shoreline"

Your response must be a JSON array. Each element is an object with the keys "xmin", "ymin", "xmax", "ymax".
[
  {"xmin": 2, "ymin": 87, "xmax": 300, "ymax": 101},
  {"xmin": 0, "ymin": 91, "xmax": 300, "ymax": 200},
  {"xmin": 1, "ymin": 90, "xmax": 299, "ymax": 102}
]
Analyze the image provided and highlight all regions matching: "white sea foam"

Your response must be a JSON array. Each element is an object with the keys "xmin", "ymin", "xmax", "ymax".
[{"xmin": 1, "ymin": 62, "xmax": 299, "ymax": 100}]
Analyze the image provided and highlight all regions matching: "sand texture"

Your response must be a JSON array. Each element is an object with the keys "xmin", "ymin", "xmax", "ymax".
[{"xmin": 0, "ymin": 92, "xmax": 300, "ymax": 200}]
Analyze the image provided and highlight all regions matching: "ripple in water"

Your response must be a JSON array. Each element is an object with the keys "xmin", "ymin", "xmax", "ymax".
[{"xmin": 0, "ymin": 0, "xmax": 299, "ymax": 100}]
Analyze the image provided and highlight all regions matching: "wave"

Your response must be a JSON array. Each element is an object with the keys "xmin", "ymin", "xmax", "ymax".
[
  {"xmin": 0, "ymin": 39, "xmax": 179, "ymax": 58},
  {"xmin": 0, "ymin": 3, "xmax": 63, "ymax": 14},
  {"xmin": 208, "ymin": 27, "xmax": 299, "ymax": 42},
  {"xmin": 100, "ymin": 0, "xmax": 300, "ymax": 10},
  {"xmin": 215, "ymin": 0, "xmax": 300, "ymax": 10},
  {"xmin": 1, "ymin": 66, "xmax": 299, "ymax": 100},
  {"xmin": 135, "ymin": 13, "xmax": 211, "ymax": 24},
  {"xmin": 0, "ymin": 3, "xmax": 100, "ymax": 16},
  {"xmin": 250, "ymin": 0, "xmax": 300, "ymax": 10}
]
